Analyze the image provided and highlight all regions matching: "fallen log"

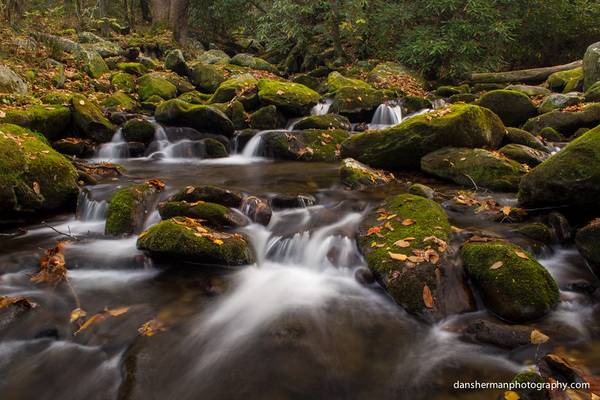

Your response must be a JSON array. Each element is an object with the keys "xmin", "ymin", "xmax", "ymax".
[{"xmin": 470, "ymin": 60, "xmax": 582, "ymax": 84}]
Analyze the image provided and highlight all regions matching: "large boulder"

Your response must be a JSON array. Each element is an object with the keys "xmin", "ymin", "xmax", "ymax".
[
  {"xmin": 0, "ymin": 65, "xmax": 27, "ymax": 94},
  {"xmin": 584, "ymin": 81, "xmax": 600, "ymax": 102},
  {"xmin": 0, "ymin": 124, "xmax": 78, "ymax": 218},
  {"xmin": 158, "ymin": 200, "xmax": 246, "ymax": 228},
  {"xmin": 257, "ymin": 79, "xmax": 320, "ymax": 116},
  {"xmin": 102, "ymin": 91, "xmax": 138, "ymax": 112},
  {"xmin": 137, "ymin": 73, "xmax": 177, "ymax": 101},
  {"xmin": 164, "ymin": 49, "xmax": 188, "ymax": 76},
  {"xmin": 575, "ymin": 219, "xmax": 600, "ymax": 277},
  {"xmin": 111, "ymin": 72, "xmax": 136, "ymax": 93},
  {"xmin": 546, "ymin": 67, "xmax": 583, "ymax": 91},
  {"xmin": 170, "ymin": 185, "xmax": 243, "ymax": 207},
  {"xmin": 137, "ymin": 217, "xmax": 254, "ymax": 266},
  {"xmin": 461, "ymin": 241, "xmax": 559, "ymax": 322},
  {"xmin": 583, "ymin": 41, "xmax": 600, "ymax": 90},
  {"xmin": 117, "ymin": 62, "xmax": 148, "ymax": 76},
  {"xmin": 2, "ymin": 105, "xmax": 71, "ymax": 140},
  {"xmin": 79, "ymin": 50, "xmax": 108, "ymax": 79},
  {"xmin": 122, "ymin": 118, "xmax": 155, "ymax": 143},
  {"xmin": 260, "ymin": 129, "xmax": 349, "ymax": 161},
  {"xmin": 476, "ymin": 90, "xmax": 537, "ymax": 127},
  {"xmin": 230, "ymin": 53, "xmax": 278, "ymax": 73},
  {"xmin": 208, "ymin": 74, "xmax": 258, "ymax": 105},
  {"xmin": 504, "ymin": 127, "xmax": 548, "ymax": 152},
  {"xmin": 421, "ymin": 147, "xmax": 527, "ymax": 192},
  {"xmin": 341, "ymin": 104, "xmax": 506, "ymax": 170},
  {"xmin": 522, "ymin": 103, "xmax": 600, "ymax": 136},
  {"xmin": 518, "ymin": 125, "xmax": 600, "ymax": 208},
  {"xmin": 197, "ymin": 49, "xmax": 231, "ymax": 65},
  {"xmin": 340, "ymin": 158, "xmax": 393, "ymax": 190},
  {"xmin": 323, "ymin": 71, "xmax": 372, "ymax": 93},
  {"xmin": 538, "ymin": 93, "xmax": 583, "ymax": 114},
  {"xmin": 294, "ymin": 114, "xmax": 351, "ymax": 131},
  {"xmin": 330, "ymin": 86, "xmax": 392, "ymax": 120},
  {"xmin": 71, "ymin": 95, "xmax": 116, "ymax": 142},
  {"xmin": 155, "ymin": 99, "xmax": 234, "ymax": 136},
  {"xmin": 188, "ymin": 63, "xmax": 227, "ymax": 93},
  {"xmin": 499, "ymin": 144, "xmax": 549, "ymax": 167},
  {"xmin": 357, "ymin": 194, "xmax": 473, "ymax": 319},
  {"xmin": 248, "ymin": 105, "xmax": 286, "ymax": 130},
  {"xmin": 105, "ymin": 181, "xmax": 163, "ymax": 236}
]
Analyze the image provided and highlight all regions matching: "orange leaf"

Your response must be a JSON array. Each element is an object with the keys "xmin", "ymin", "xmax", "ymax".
[
  {"xmin": 423, "ymin": 285, "xmax": 434, "ymax": 308},
  {"xmin": 515, "ymin": 251, "xmax": 529, "ymax": 260},
  {"xmin": 388, "ymin": 252, "xmax": 407, "ymax": 261},
  {"xmin": 393, "ymin": 240, "xmax": 411, "ymax": 248},
  {"xmin": 367, "ymin": 226, "xmax": 382, "ymax": 236},
  {"xmin": 490, "ymin": 261, "xmax": 504, "ymax": 270},
  {"xmin": 401, "ymin": 219, "xmax": 415, "ymax": 226}
]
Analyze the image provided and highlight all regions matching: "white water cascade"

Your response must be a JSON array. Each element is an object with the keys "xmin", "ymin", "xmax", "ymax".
[
  {"xmin": 369, "ymin": 102, "xmax": 403, "ymax": 129},
  {"xmin": 311, "ymin": 98, "xmax": 333, "ymax": 115}
]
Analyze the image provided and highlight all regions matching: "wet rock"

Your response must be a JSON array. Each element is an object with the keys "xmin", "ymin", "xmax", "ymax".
[
  {"xmin": 240, "ymin": 195, "xmax": 272, "ymax": 225},
  {"xmin": 339, "ymin": 158, "xmax": 394, "ymax": 190},
  {"xmin": 463, "ymin": 319, "xmax": 533, "ymax": 349},
  {"xmin": 52, "ymin": 137, "xmax": 96, "ymax": 158},
  {"xmin": 514, "ymin": 222, "xmax": 554, "ymax": 244},
  {"xmin": 137, "ymin": 217, "xmax": 254, "ymax": 266},
  {"xmin": 584, "ymin": 81, "xmax": 600, "ymax": 102},
  {"xmin": 234, "ymin": 129, "xmax": 259, "ymax": 149},
  {"xmin": 421, "ymin": 147, "xmax": 527, "ymax": 192},
  {"xmin": 358, "ymin": 194, "xmax": 473, "ymax": 319},
  {"xmin": 476, "ymin": 89, "xmax": 537, "ymax": 127},
  {"xmin": 575, "ymin": 219, "xmax": 600, "ymax": 277},
  {"xmin": 499, "ymin": 144, "xmax": 549, "ymax": 167},
  {"xmin": 539, "ymin": 126, "xmax": 565, "ymax": 142},
  {"xmin": 539, "ymin": 93, "xmax": 583, "ymax": 114},
  {"xmin": 257, "ymin": 79, "xmax": 320, "ymax": 116},
  {"xmin": 248, "ymin": 105, "xmax": 286, "ymax": 130},
  {"xmin": 198, "ymin": 49, "xmax": 230, "ymax": 64},
  {"xmin": 330, "ymin": 86, "xmax": 393, "ymax": 121},
  {"xmin": 208, "ymin": 74, "xmax": 258, "ymax": 106},
  {"xmin": 461, "ymin": 241, "xmax": 559, "ymax": 322},
  {"xmin": 171, "ymin": 185, "xmax": 243, "ymax": 208},
  {"xmin": 402, "ymin": 96, "xmax": 433, "ymax": 114},
  {"xmin": 137, "ymin": 73, "xmax": 177, "ymax": 101},
  {"xmin": 435, "ymin": 85, "xmax": 469, "ymax": 97},
  {"xmin": 163, "ymin": 127, "xmax": 229, "ymax": 148},
  {"xmin": 583, "ymin": 42, "xmax": 600, "ymax": 90},
  {"xmin": 159, "ymin": 200, "xmax": 247, "ymax": 228},
  {"xmin": 294, "ymin": 114, "xmax": 351, "ymax": 131},
  {"xmin": 546, "ymin": 212, "xmax": 572, "ymax": 243},
  {"xmin": 523, "ymin": 103, "xmax": 600, "ymax": 136},
  {"xmin": 71, "ymin": 95, "xmax": 116, "ymax": 142},
  {"xmin": 0, "ymin": 124, "xmax": 79, "ymax": 218},
  {"xmin": 270, "ymin": 194, "xmax": 316, "ymax": 210},
  {"xmin": 0, "ymin": 64, "xmax": 27, "ymax": 94},
  {"xmin": 230, "ymin": 53, "xmax": 278, "ymax": 73},
  {"xmin": 546, "ymin": 67, "xmax": 583, "ymax": 91},
  {"xmin": 505, "ymin": 84, "xmax": 551, "ymax": 97},
  {"xmin": 122, "ymin": 118, "xmax": 155, "ymax": 143},
  {"xmin": 354, "ymin": 267, "xmax": 375, "ymax": 285},
  {"xmin": 164, "ymin": 49, "xmax": 188, "ymax": 76},
  {"xmin": 188, "ymin": 62, "xmax": 226, "ymax": 93},
  {"xmin": 201, "ymin": 138, "xmax": 228, "ymax": 158},
  {"xmin": 341, "ymin": 104, "xmax": 506, "ymax": 170},
  {"xmin": 102, "ymin": 91, "xmax": 138, "ymax": 112},
  {"xmin": 118, "ymin": 62, "xmax": 148, "ymax": 76},
  {"xmin": 105, "ymin": 181, "xmax": 164, "ymax": 236},
  {"xmin": 408, "ymin": 183, "xmax": 435, "ymax": 199},
  {"xmin": 210, "ymin": 100, "xmax": 247, "ymax": 130},
  {"xmin": 260, "ymin": 129, "xmax": 349, "ymax": 162},
  {"xmin": 519, "ymin": 125, "xmax": 600, "ymax": 209},
  {"xmin": 155, "ymin": 99, "xmax": 234, "ymax": 136},
  {"xmin": 2, "ymin": 105, "xmax": 71, "ymax": 140},
  {"xmin": 511, "ymin": 371, "xmax": 548, "ymax": 400},
  {"xmin": 504, "ymin": 127, "xmax": 548, "ymax": 152},
  {"xmin": 111, "ymin": 72, "xmax": 136, "ymax": 93},
  {"xmin": 126, "ymin": 142, "xmax": 146, "ymax": 157},
  {"xmin": 0, "ymin": 295, "xmax": 37, "ymax": 331}
]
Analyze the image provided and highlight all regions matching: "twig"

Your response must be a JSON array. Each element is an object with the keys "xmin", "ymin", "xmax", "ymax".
[{"xmin": 41, "ymin": 222, "xmax": 79, "ymax": 241}]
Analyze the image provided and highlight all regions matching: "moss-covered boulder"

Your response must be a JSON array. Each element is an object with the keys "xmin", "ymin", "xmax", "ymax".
[
  {"xmin": 155, "ymin": 99, "xmax": 234, "ymax": 136},
  {"xmin": 122, "ymin": 118, "xmax": 155, "ymax": 143},
  {"xmin": 476, "ymin": 90, "xmax": 537, "ymax": 127},
  {"xmin": 584, "ymin": 81, "xmax": 600, "ymax": 102},
  {"xmin": 0, "ymin": 64, "xmax": 27, "ymax": 94},
  {"xmin": 52, "ymin": 137, "xmax": 95, "ymax": 158},
  {"xmin": 323, "ymin": 71, "xmax": 372, "ymax": 93},
  {"xmin": 171, "ymin": 185, "xmax": 243, "ymax": 207},
  {"xmin": 248, "ymin": 105, "xmax": 286, "ymax": 130},
  {"xmin": 358, "ymin": 194, "xmax": 464, "ymax": 318},
  {"xmin": 40, "ymin": 91, "xmax": 73, "ymax": 105},
  {"xmin": 546, "ymin": 67, "xmax": 583, "ymax": 91},
  {"xmin": 341, "ymin": 105, "xmax": 506, "ymax": 170},
  {"xmin": 538, "ymin": 93, "xmax": 583, "ymax": 114},
  {"xmin": 111, "ymin": 72, "xmax": 136, "ymax": 93},
  {"xmin": 79, "ymin": 50, "xmax": 108, "ymax": 78},
  {"xmin": 461, "ymin": 241, "xmax": 559, "ymax": 322},
  {"xmin": 188, "ymin": 63, "xmax": 227, "ymax": 93},
  {"xmin": 197, "ymin": 49, "xmax": 231, "ymax": 65},
  {"xmin": 2, "ymin": 105, "xmax": 71, "ymax": 140},
  {"xmin": 499, "ymin": 144, "xmax": 549, "ymax": 167},
  {"xmin": 137, "ymin": 73, "xmax": 177, "ymax": 102},
  {"xmin": 583, "ymin": 42, "xmax": 600, "ymax": 90},
  {"xmin": 504, "ymin": 127, "xmax": 548, "ymax": 152},
  {"xmin": 208, "ymin": 74, "xmax": 258, "ymax": 105},
  {"xmin": 366, "ymin": 62, "xmax": 415, "ymax": 90},
  {"xmin": 505, "ymin": 84, "xmax": 551, "ymax": 97},
  {"xmin": 153, "ymin": 71, "xmax": 195, "ymax": 94},
  {"xmin": 71, "ymin": 95, "xmax": 115, "ymax": 142},
  {"xmin": 523, "ymin": 103, "xmax": 600, "ymax": 136},
  {"xmin": 230, "ymin": 53, "xmax": 278, "ymax": 73},
  {"xmin": 137, "ymin": 217, "xmax": 254, "ymax": 266},
  {"xmin": 177, "ymin": 90, "xmax": 211, "ymax": 104},
  {"xmin": 0, "ymin": 124, "xmax": 78, "ymax": 218},
  {"xmin": 260, "ymin": 129, "xmax": 349, "ymax": 161},
  {"xmin": 435, "ymin": 85, "xmax": 469, "ymax": 97},
  {"xmin": 421, "ymin": 147, "xmax": 526, "ymax": 191},
  {"xmin": 403, "ymin": 96, "xmax": 433, "ymax": 114},
  {"xmin": 158, "ymin": 200, "xmax": 246, "ymax": 228},
  {"xmin": 164, "ymin": 49, "xmax": 188, "ymax": 76},
  {"xmin": 539, "ymin": 127, "xmax": 565, "ymax": 142},
  {"xmin": 340, "ymin": 158, "xmax": 393, "ymax": 190},
  {"xmin": 519, "ymin": 125, "xmax": 600, "ymax": 208},
  {"xmin": 102, "ymin": 91, "xmax": 138, "ymax": 112},
  {"xmin": 330, "ymin": 86, "xmax": 392, "ymax": 120},
  {"xmin": 408, "ymin": 183, "xmax": 435, "ymax": 199},
  {"xmin": 210, "ymin": 100, "xmax": 247, "ymax": 130},
  {"xmin": 105, "ymin": 181, "xmax": 163, "ymax": 236},
  {"xmin": 448, "ymin": 93, "xmax": 479, "ymax": 104},
  {"xmin": 257, "ymin": 79, "xmax": 320, "ymax": 116},
  {"xmin": 294, "ymin": 114, "xmax": 351, "ymax": 131},
  {"xmin": 575, "ymin": 219, "xmax": 600, "ymax": 277},
  {"xmin": 515, "ymin": 222, "xmax": 554, "ymax": 244},
  {"xmin": 117, "ymin": 62, "xmax": 148, "ymax": 76}
]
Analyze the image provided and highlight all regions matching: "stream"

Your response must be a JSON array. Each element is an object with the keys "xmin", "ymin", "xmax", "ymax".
[{"xmin": 1, "ymin": 104, "xmax": 599, "ymax": 400}]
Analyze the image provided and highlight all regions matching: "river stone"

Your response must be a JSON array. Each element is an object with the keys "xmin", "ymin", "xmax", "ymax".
[
  {"xmin": 324, "ymin": 71, "xmax": 372, "ymax": 93},
  {"xmin": 0, "ymin": 65, "xmax": 27, "ymax": 94},
  {"xmin": 461, "ymin": 241, "xmax": 559, "ymax": 322},
  {"xmin": 122, "ymin": 119, "xmax": 155, "ymax": 143},
  {"xmin": 341, "ymin": 104, "xmax": 506, "ymax": 170},
  {"xmin": 270, "ymin": 194, "xmax": 316, "ymax": 209},
  {"xmin": 117, "ymin": 62, "xmax": 148, "ymax": 76},
  {"xmin": 158, "ymin": 200, "xmax": 247, "ymax": 229},
  {"xmin": 584, "ymin": 81, "xmax": 600, "ymax": 102},
  {"xmin": 499, "ymin": 144, "xmax": 549, "ymax": 167},
  {"xmin": 583, "ymin": 41, "xmax": 600, "ymax": 90},
  {"xmin": 138, "ymin": 73, "xmax": 177, "ymax": 101},
  {"xmin": 260, "ymin": 129, "xmax": 349, "ymax": 162},
  {"xmin": 79, "ymin": 50, "xmax": 108, "ymax": 78},
  {"xmin": 105, "ymin": 181, "xmax": 164, "ymax": 236},
  {"xmin": 294, "ymin": 114, "xmax": 351, "ymax": 131},
  {"xmin": 111, "ymin": 72, "xmax": 136, "ymax": 93},
  {"xmin": 340, "ymin": 158, "xmax": 394, "ymax": 190},
  {"xmin": 240, "ymin": 195, "xmax": 272, "ymax": 225},
  {"xmin": 504, "ymin": 127, "xmax": 548, "ymax": 152},
  {"xmin": 421, "ymin": 147, "xmax": 527, "ymax": 192},
  {"xmin": 257, "ymin": 79, "xmax": 320, "ymax": 116},
  {"xmin": 463, "ymin": 319, "xmax": 534, "ymax": 349},
  {"xmin": 575, "ymin": 219, "xmax": 600, "ymax": 277},
  {"xmin": 170, "ymin": 185, "xmax": 243, "ymax": 208},
  {"xmin": 248, "ymin": 105, "xmax": 286, "ymax": 130},
  {"xmin": 208, "ymin": 74, "xmax": 258, "ymax": 105},
  {"xmin": 358, "ymin": 193, "xmax": 473, "ymax": 320},
  {"xmin": 102, "ymin": 91, "xmax": 138, "ymax": 112},
  {"xmin": 188, "ymin": 62, "xmax": 227, "ymax": 93},
  {"xmin": 155, "ymin": 99, "xmax": 234, "ymax": 136},
  {"xmin": 71, "ymin": 95, "xmax": 116, "ymax": 142},
  {"xmin": 330, "ymin": 86, "xmax": 392, "ymax": 120},
  {"xmin": 164, "ymin": 49, "xmax": 188, "ymax": 76},
  {"xmin": 178, "ymin": 90, "xmax": 211, "ymax": 104},
  {"xmin": 546, "ymin": 68, "xmax": 583, "ymax": 91},
  {"xmin": 0, "ymin": 124, "xmax": 79, "ymax": 219},
  {"xmin": 136, "ymin": 217, "xmax": 254, "ymax": 266},
  {"xmin": 230, "ymin": 53, "xmax": 278, "ymax": 73},
  {"xmin": 538, "ymin": 93, "xmax": 583, "ymax": 114},
  {"xmin": 52, "ymin": 137, "xmax": 96, "ymax": 158},
  {"xmin": 408, "ymin": 183, "xmax": 435, "ymax": 199},
  {"xmin": 505, "ymin": 85, "xmax": 551, "ymax": 97},
  {"xmin": 522, "ymin": 103, "xmax": 600, "ymax": 136},
  {"xmin": 518, "ymin": 125, "xmax": 600, "ymax": 209},
  {"xmin": 2, "ymin": 105, "xmax": 71, "ymax": 141},
  {"xmin": 476, "ymin": 90, "xmax": 537, "ymax": 127}
]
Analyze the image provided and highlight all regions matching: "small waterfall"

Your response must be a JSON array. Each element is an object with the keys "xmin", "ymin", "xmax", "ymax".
[
  {"xmin": 241, "ymin": 132, "xmax": 265, "ymax": 157},
  {"xmin": 97, "ymin": 129, "xmax": 128, "ymax": 159},
  {"xmin": 369, "ymin": 102, "xmax": 403, "ymax": 129},
  {"xmin": 311, "ymin": 98, "xmax": 332, "ymax": 116},
  {"xmin": 76, "ymin": 191, "xmax": 108, "ymax": 221}
]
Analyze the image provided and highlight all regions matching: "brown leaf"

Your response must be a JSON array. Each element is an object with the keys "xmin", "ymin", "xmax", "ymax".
[
  {"xmin": 501, "ymin": 206, "xmax": 512, "ymax": 216},
  {"xmin": 0, "ymin": 295, "xmax": 37, "ymax": 310},
  {"xmin": 32, "ymin": 181, "xmax": 41, "ymax": 195},
  {"xmin": 490, "ymin": 261, "xmax": 504, "ymax": 270},
  {"xmin": 74, "ymin": 307, "xmax": 130, "ymax": 335},
  {"xmin": 530, "ymin": 329, "xmax": 549, "ymax": 344},
  {"xmin": 70, "ymin": 308, "xmax": 87, "ymax": 322},
  {"xmin": 31, "ymin": 241, "xmax": 70, "ymax": 286},
  {"xmin": 138, "ymin": 318, "xmax": 166, "ymax": 337},
  {"xmin": 367, "ymin": 226, "xmax": 382, "ymax": 236},
  {"xmin": 423, "ymin": 285, "xmax": 434, "ymax": 308},
  {"xmin": 388, "ymin": 252, "xmax": 408, "ymax": 261},
  {"xmin": 515, "ymin": 251, "xmax": 529, "ymax": 260},
  {"xmin": 393, "ymin": 240, "xmax": 411, "ymax": 248},
  {"xmin": 401, "ymin": 219, "xmax": 415, "ymax": 226}
]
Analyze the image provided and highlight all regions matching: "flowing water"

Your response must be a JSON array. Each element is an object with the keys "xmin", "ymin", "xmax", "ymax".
[{"xmin": 1, "ymin": 109, "xmax": 599, "ymax": 400}]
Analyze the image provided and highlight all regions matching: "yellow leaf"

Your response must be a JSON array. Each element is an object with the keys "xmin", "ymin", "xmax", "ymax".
[
  {"xmin": 490, "ymin": 261, "xmax": 504, "ymax": 270},
  {"xmin": 504, "ymin": 391, "xmax": 520, "ymax": 400},
  {"xmin": 401, "ymin": 219, "xmax": 415, "ymax": 226},
  {"xmin": 388, "ymin": 252, "xmax": 407, "ymax": 261},
  {"xmin": 530, "ymin": 329, "xmax": 549, "ymax": 344},
  {"xmin": 70, "ymin": 308, "xmax": 87, "ymax": 322},
  {"xmin": 501, "ymin": 206, "xmax": 512, "ymax": 216},
  {"xmin": 515, "ymin": 251, "xmax": 529, "ymax": 260},
  {"xmin": 213, "ymin": 239, "xmax": 224, "ymax": 246},
  {"xmin": 107, "ymin": 306, "xmax": 130, "ymax": 317}
]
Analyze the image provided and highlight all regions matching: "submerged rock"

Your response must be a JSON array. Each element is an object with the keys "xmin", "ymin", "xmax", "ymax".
[
  {"xmin": 339, "ymin": 158, "xmax": 394, "ymax": 190},
  {"xmin": 260, "ymin": 129, "xmax": 349, "ymax": 162},
  {"xmin": 257, "ymin": 79, "xmax": 320, "ymax": 116},
  {"xmin": 461, "ymin": 241, "xmax": 559, "ymax": 322},
  {"xmin": 463, "ymin": 319, "xmax": 534, "ymax": 349},
  {"xmin": 137, "ymin": 217, "xmax": 254, "ymax": 266},
  {"xmin": 2, "ymin": 105, "xmax": 71, "ymax": 140},
  {"xmin": 575, "ymin": 219, "xmax": 600, "ymax": 277},
  {"xmin": 476, "ymin": 89, "xmax": 537, "ymax": 127},
  {"xmin": 105, "ymin": 181, "xmax": 164, "ymax": 236},
  {"xmin": 71, "ymin": 95, "xmax": 116, "ymax": 142},
  {"xmin": 421, "ymin": 147, "xmax": 527, "ymax": 191},
  {"xmin": 155, "ymin": 99, "xmax": 234, "ymax": 136},
  {"xmin": 341, "ymin": 104, "xmax": 505, "ymax": 170},
  {"xmin": 159, "ymin": 201, "xmax": 246, "ymax": 228},
  {"xmin": 294, "ymin": 114, "xmax": 351, "ymax": 131},
  {"xmin": 0, "ymin": 124, "xmax": 79, "ymax": 219}
]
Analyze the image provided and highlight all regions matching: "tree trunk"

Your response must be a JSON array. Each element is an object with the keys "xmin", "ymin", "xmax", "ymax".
[
  {"xmin": 470, "ymin": 60, "xmax": 583, "ymax": 84},
  {"xmin": 169, "ymin": 0, "xmax": 188, "ymax": 44},
  {"xmin": 123, "ymin": 0, "xmax": 133, "ymax": 27},
  {"xmin": 330, "ymin": 0, "xmax": 344, "ymax": 61},
  {"xmin": 150, "ymin": 0, "xmax": 170, "ymax": 22},
  {"xmin": 139, "ymin": 0, "xmax": 152, "ymax": 22}
]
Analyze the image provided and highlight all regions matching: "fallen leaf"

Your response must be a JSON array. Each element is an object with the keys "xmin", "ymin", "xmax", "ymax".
[
  {"xmin": 31, "ymin": 241, "xmax": 70, "ymax": 286},
  {"xmin": 70, "ymin": 308, "xmax": 87, "ymax": 322},
  {"xmin": 501, "ymin": 206, "xmax": 512, "ymax": 216},
  {"xmin": 138, "ymin": 318, "xmax": 166, "ymax": 337},
  {"xmin": 213, "ymin": 239, "xmax": 224, "ymax": 246},
  {"xmin": 393, "ymin": 240, "xmax": 411, "ymax": 248},
  {"xmin": 0, "ymin": 295, "xmax": 37, "ymax": 310},
  {"xmin": 32, "ymin": 181, "xmax": 41, "ymax": 195},
  {"xmin": 530, "ymin": 329, "xmax": 549, "ymax": 344},
  {"xmin": 423, "ymin": 284, "xmax": 434, "ymax": 308},
  {"xmin": 490, "ymin": 261, "xmax": 504, "ymax": 270},
  {"xmin": 388, "ymin": 252, "xmax": 408, "ymax": 261},
  {"xmin": 504, "ymin": 391, "xmax": 520, "ymax": 400},
  {"xmin": 401, "ymin": 219, "xmax": 415, "ymax": 226},
  {"xmin": 367, "ymin": 226, "xmax": 382, "ymax": 236},
  {"xmin": 74, "ymin": 307, "xmax": 130, "ymax": 335},
  {"xmin": 515, "ymin": 251, "xmax": 529, "ymax": 260}
]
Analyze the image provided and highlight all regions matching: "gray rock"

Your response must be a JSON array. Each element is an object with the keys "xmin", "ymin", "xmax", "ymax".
[
  {"xmin": 0, "ymin": 65, "xmax": 27, "ymax": 94},
  {"xmin": 583, "ymin": 41, "xmax": 600, "ymax": 90}
]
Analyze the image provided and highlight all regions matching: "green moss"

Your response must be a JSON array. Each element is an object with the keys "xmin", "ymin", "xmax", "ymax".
[
  {"xmin": 499, "ymin": 144, "xmax": 548, "ymax": 167},
  {"xmin": 584, "ymin": 81, "xmax": 600, "ymax": 102},
  {"xmin": 177, "ymin": 91, "xmax": 211, "ymax": 104},
  {"xmin": 71, "ymin": 95, "xmax": 115, "ymax": 142},
  {"xmin": 208, "ymin": 74, "xmax": 258, "ymax": 104},
  {"xmin": 230, "ymin": 53, "xmax": 278, "ymax": 73},
  {"xmin": 449, "ymin": 93, "xmax": 479, "ymax": 104},
  {"xmin": 512, "ymin": 371, "xmax": 548, "ymax": 400},
  {"xmin": 515, "ymin": 223, "xmax": 553, "ymax": 243},
  {"xmin": 136, "ymin": 217, "xmax": 253, "ymax": 266},
  {"xmin": 105, "ymin": 183, "xmax": 157, "ymax": 236},
  {"xmin": 198, "ymin": 49, "xmax": 230, "ymax": 65},
  {"xmin": 137, "ymin": 73, "xmax": 177, "ymax": 101},
  {"xmin": 257, "ymin": 79, "xmax": 320, "ymax": 116},
  {"xmin": 539, "ymin": 127, "xmax": 565, "ymax": 142},
  {"xmin": 159, "ymin": 200, "xmax": 242, "ymax": 227},
  {"xmin": 462, "ymin": 241, "xmax": 559, "ymax": 322},
  {"xmin": 79, "ymin": 50, "xmax": 108, "ymax": 78},
  {"xmin": 248, "ymin": 105, "xmax": 286, "ymax": 130},
  {"xmin": 122, "ymin": 118, "xmax": 155, "ymax": 143},
  {"xmin": 341, "ymin": 104, "xmax": 506, "ymax": 170},
  {"xmin": 188, "ymin": 62, "xmax": 227, "ymax": 93},
  {"xmin": 111, "ymin": 72, "xmax": 136, "ymax": 93},
  {"xmin": 261, "ymin": 129, "xmax": 349, "ymax": 162},
  {"xmin": 523, "ymin": 103, "xmax": 600, "ymax": 136},
  {"xmin": 155, "ymin": 99, "xmax": 234, "ymax": 136},
  {"xmin": 504, "ymin": 127, "xmax": 548, "ymax": 152},
  {"xmin": 117, "ymin": 62, "xmax": 148, "ymax": 76},
  {"xmin": 3, "ymin": 105, "xmax": 71, "ymax": 140},
  {"xmin": 294, "ymin": 114, "xmax": 351, "ymax": 130},
  {"xmin": 324, "ymin": 71, "xmax": 372, "ymax": 93},
  {"xmin": 436, "ymin": 85, "xmax": 469, "ymax": 97},
  {"xmin": 340, "ymin": 158, "xmax": 392, "ymax": 189},
  {"xmin": 330, "ymin": 86, "xmax": 391, "ymax": 116},
  {"xmin": 102, "ymin": 91, "xmax": 138, "ymax": 112},
  {"xmin": 546, "ymin": 67, "xmax": 583, "ymax": 90},
  {"xmin": 40, "ymin": 92, "xmax": 73, "ymax": 105},
  {"xmin": 408, "ymin": 183, "xmax": 435, "ymax": 199},
  {"xmin": 476, "ymin": 90, "xmax": 537, "ymax": 127},
  {"xmin": 403, "ymin": 96, "xmax": 433, "ymax": 113}
]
